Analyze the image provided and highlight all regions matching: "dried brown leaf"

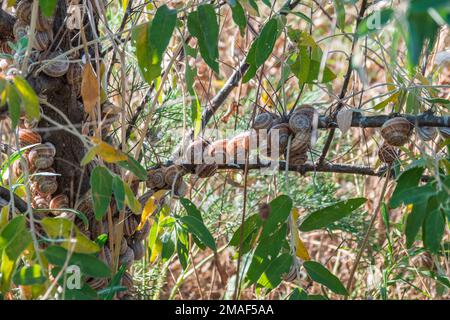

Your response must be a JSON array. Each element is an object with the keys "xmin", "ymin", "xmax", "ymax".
[{"xmin": 81, "ymin": 63, "xmax": 99, "ymax": 114}]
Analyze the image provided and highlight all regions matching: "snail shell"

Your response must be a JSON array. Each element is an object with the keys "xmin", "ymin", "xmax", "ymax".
[
  {"xmin": 42, "ymin": 52, "xmax": 70, "ymax": 77},
  {"xmin": 417, "ymin": 127, "xmax": 437, "ymax": 141},
  {"xmin": 130, "ymin": 240, "xmax": 145, "ymax": 261},
  {"xmin": 288, "ymin": 152, "xmax": 308, "ymax": 165},
  {"xmin": 226, "ymin": 132, "xmax": 253, "ymax": 162},
  {"xmin": 269, "ymin": 123, "xmax": 292, "ymax": 155},
  {"xmin": 49, "ymin": 194, "xmax": 69, "ymax": 215},
  {"xmin": 13, "ymin": 21, "xmax": 28, "ymax": 41},
  {"xmin": 380, "ymin": 117, "xmax": 411, "ymax": 146},
  {"xmin": 146, "ymin": 168, "xmax": 166, "ymax": 190},
  {"xmin": 195, "ymin": 163, "xmax": 217, "ymax": 178},
  {"xmin": 16, "ymin": 0, "xmax": 32, "ymax": 25},
  {"xmin": 31, "ymin": 168, "xmax": 58, "ymax": 196},
  {"xmin": 36, "ymin": 12, "xmax": 53, "ymax": 32},
  {"xmin": 32, "ymin": 30, "xmax": 53, "ymax": 51},
  {"xmin": 32, "ymin": 195, "xmax": 50, "ymax": 209},
  {"xmin": 119, "ymin": 238, "xmax": 129, "ymax": 255},
  {"xmin": 28, "ymin": 142, "xmax": 56, "ymax": 169},
  {"xmin": 121, "ymin": 272, "xmax": 134, "ymax": 290},
  {"xmin": 378, "ymin": 143, "xmax": 398, "ymax": 164},
  {"xmin": 20, "ymin": 116, "xmax": 40, "ymax": 129},
  {"xmin": 290, "ymin": 131, "xmax": 311, "ymax": 154},
  {"xmin": 438, "ymin": 127, "xmax": 450, "ymax": 139},
  {"xmin": 184, "ymin": 139, "xmax": 208, "ymax": 164},
  {"xmin": 119, "ymin": 246, "xmax": 135, "ymax": 269},
  {"xmin": 132, "ymin": 220, "xmax": 150, "ymax": 241},
  {"xmin": 164, "ymin": 165, "xmax": 183, "ymax": 187},
  {"xmin": 123, "ymin": 215, "xmax": 139, "ymax": 237},
  {"xmin": 289, "ymin": 112, "xmax": 311, "ymax": 134},
  {"xmin": 86, "ymin": 277, "xmax": 108, "ymax": 291},
  {"xmin": 174, "ymin": 180, "xmax": 188, "ymax": 198},
  {"xmin": 252, "ymin": 113, "xmax": 274, "ymax": 130},
  {"xmin": 282, "ymin": 266, "xmax": 298, "ymax": 282},
  {"xmin": 294, "ymin": 104, "xmax": 316, "ymax": 120},
  {"xmin": 18, "ymin": 129, "xmax": 42, "ymax": 148},
  {"xmin": 66, "ymin": 62, "xmax": 83, "ymax": 85},
  {"xmin": 206, "ymin": 139, "xmax": 228, "ymax": 164}
]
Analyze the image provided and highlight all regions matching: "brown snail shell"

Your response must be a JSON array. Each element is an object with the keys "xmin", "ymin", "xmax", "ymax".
[
  {"xmin": 86, "ymin": 277, "xmax": 108, "ymax": 291},
  {"xmin": 28, "ymin": 142, "xmax": 56, "ymax": 169},
  {"xmin": 13, "ymin": 21, "xmax": 28, "ymax": 41},
  {"xmin": 42, "ymin": 52, "xmax": 70, "ymax": 77},
  {"xmin": 282, "ymin": 266, "xmax": 298, "ymax": 282},
  {"xmin": 226, "ymin": 132, "xmax": 254, "ymax": 162},
  {"xmin": 184, "ymin": 139, "xmax": 208, "ymax": 164},
  {"xmin": 32, "ymin": 30, "xmax": 53, "ymax": 52},
  {"xmin": 174, "ymin": 180, "xmax": 188, "ymax": 198},
  {"xmin": 130, "ymin": 240, "xmax": 145, "ymax": 261},
  {"xmin": 146, "ymin": 168, "xmax": 166, "ymax": 190},
  {"xmin": 123, "ymin": 215, "xmax": 139, "ymax": 237},
  {"xmin": 252, "ymin": 113, "xmax": 274, "ymax": 130},
  {"xmin": 195, "ymin": 163, "xmax": 217, "ymax": 178},
  {"xmin": 380, "ymin": 117, "xmax": 411, "ymax": 146},
  {"xmin": 119, "ymin": 246, "xmax": 135, "ymax": 269},
  {"xmin": 288, "ymin": 152, "xmax": 308, "ymax": 165},
  {"xmin": 438, "ymin": 127, "xmax": 450, "ymax": 139},
  {"xmin": 132, "ymin": 220, "xmax": 150, "ymax": 241},
  {"xmin": 49, "ymin": 194, "xmax": 69, "ymax": 215},
  {"xmin": 36, "ymin": 12, "xmax": 53, "ymax": 32},
  {"xmin": 269, "ymin": 123, "xmax": 292, "ymax": 154},
  {"xmin": 290, "ymin": 131, "xmax": 311, "ymax": 154},
  {"xmin": 32, "ymin": 195, "xmax": 50, "ymax": 209},
  {"xmin": 417, "ymin": 127, "xmax": 437, "ymax": 141},
  {"xmin": 18, "ymin": 129, "xmax": 42, "ymax": 148},
  {"xmin": 206, "ymin": 139, "xmax": 228, "ymax": 164},
  {"xmin": 119, "ymin": 238, "xmax": 129, "ymax": 255},
  {"xmin": 121, "ymin": 272, "xmax": 134, "ymax": 290},
  {"xmin": 289, "ymin": 112, "xmax": 311, "ymax": 134},
  {"xmin": 378, "ymin": 143, "xmax": 398, "ymax": 164},
  {"xmin": 66, "ymin": 62, "xmax": 83, "ymax": 85},
  {"xmin": 31, "ymin": 168, "xmax": 58, "ymax": 196},
  {"xmin": 16, "ymin": 0, "xmax": 32, "ymax": 25},
  {"xmin": 294, "ymin": 104, "xmax": 315, "ymax": 120},
  {"xmin": 164, "ymin": 165, "xmax": 183, "ymax": 187},
  {"xmin": 20, "ymin": 116, "xmax": 40, "ymax": 129}
]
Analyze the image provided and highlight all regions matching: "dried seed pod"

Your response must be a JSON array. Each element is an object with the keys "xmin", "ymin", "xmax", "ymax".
[
  {"xmin": 417, "ymin": 127, "xmax": 437, "ymax": 141},
  {"xmin": 290, "ymin": 131, "xmax": 311, "ymax": 154},
  {"xmin": 289, "ymin": 112, "xmax": 311, "ymax": 134},
  {"xmin": 32, "ymin": 30, "xmax": 52, "ymax": 51},
  {"xmin": 119, "ymin": 246, "xmax": 135, "ymax": 269},
  {"xmin": 42, "ymin": 51, "xmax": 70, "ymax": 77},
  {"xmin": 16, "ymin": 0, "xmax": 32, "ymax": 24},
  {"xmin": 49, "ymin": 194, "xmax": 69, "ymax": 215},
  {"xmin": 31, "ymin": 168, "xmax": 58, "ymax": 196},
  {"xmin": 269, "ymin": 123, "xmax": 292, "ymax": 154},
  {"xmin": 258, "ymin": 203, "xmax": 270, "ymax": 220},
  {"xmin": 13, "ymin": 21, "xmax": 28, "ymax": 41},
  {"xmin": 206, "ymin": 139, "xmax": 228, "ymax": 164},
  {"xmin": 288, "ymin": 152, "xmax": 308, "ymax": 165},
  {"xmin": 66, "ymin": 62, "xmax": 83, "ymax": 85},
  {"xmin": 378, "ymin": 143, "xmax": 398, "ymax": 164},
  {"xmin": 28, "ymin": 142, "xmax": 56, "ymax": 169},
  {"xmin": 252, "ymin": 113, "xmax": 274, "ymax": 130},
  {"xmin": 164, "ymin": 165, "xmax": 183, "ymax": 187},
  {"xmin": 195, "ymin": 163, "xmax": 217, "ymax": 178},
  {"xmin": 294, "ymin": 104, "xmax": 315, "ymax": 120},
  {"xmin": 18, "ymin": 129, "xmax": 42, "ymax": 148},
  {"xmin": 123, "ymin": 215, "xmax": 139, "ymax": 237},
  {"xmin": 438, "ymin": 127, "xmax": 450, "ymax": 139},
  {"xmin": 282, "ymin": 266, "xmax": 298, "ymax": 282},
  {"xmin": 184, "ymin": 139, "xmax": 208, "ymax": 164},
  {"xmin": 130, "ymin": 240, "xmax": 145, "ymax": 261},
  {"xmin": 36, "ymin": 12, "xmax": 53, "ymax": 32},
  {"xmin": 146, "ymin": 169, "xmax": 166, "ymax": 190},
  {"xmin": 380, "ymin": 117, "xmax": 411, "ymax": 146},
  {"xmin": 133, "ymin": 220, "xmax": 150, "ymax": 241}
]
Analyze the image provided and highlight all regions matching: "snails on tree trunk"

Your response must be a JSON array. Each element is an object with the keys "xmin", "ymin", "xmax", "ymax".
[
  {"xmin": 380, "ymin": 117, "xmax": 412, "ymax": 146},
  {"xmin": 146, "ymin": 169, "xmax": 166, "ymax": 190},
  {"xmin": 28, "ymin": 142, "xmax": 56, "ymax": 169},
  {"xmin": 18, "ymin": 128, "xmax": 42, "ymax": 148}
]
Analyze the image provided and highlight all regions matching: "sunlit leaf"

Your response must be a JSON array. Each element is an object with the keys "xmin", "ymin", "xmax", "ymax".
[
  {"xmin": 303, "ymin": 261, "xmax": 348, "ymax": 296},
  {"xmin": 90, "ymin": 166, "xmax": 113, "ymax": 221}
]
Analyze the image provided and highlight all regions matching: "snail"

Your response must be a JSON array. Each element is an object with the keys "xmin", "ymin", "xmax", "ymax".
[
  {"xmin": 417, "ymin": 127, "xmax": 437, "ymax": 141},
  {"xmin": 49, "ymin": 194, "xmax": 69, "ymax": 215},
  {"xmin": 42, "ymin": 52, "xmax": 70, "ymax": 77},
  {"xmin": 288, "ymin": 152, "xmax": 308, "ymax": 165},
  {"xmin": 288, "ymin": 112, "xmax": 311, "ymax": 134},
  {"xmin": 119, "ymin": 246, "xmax": 135, "ymax": 270},
  {"xmin": 66, "ymin": 62, "xmax": 83, "ymax": 85},
  {"xmin": 28, "ymin": 142, "xmax": 56, "ymax": 169},
  {"xmin": 20, "ymin": 116, "xmax": 40, "ymax": 129},
  {"xmin": 86, "ymin": 277, "xmax": 108, "ymax": 291},
  {"xmin": 269, "ymin": 123, "xmax": 292, "ymax": 155},
  {"xmin": 119, "ymin": 238, "xmax": 129, "ymax": 255},
  {"xmin": 439, "ymin": 127, "xmax": 450, "ymax": 139},
  {"xmin": 117, "ymin": 272, "xmax": 134, "ymax": 299},
  {"xmin": 16, "ymin": 0, "xmax": 32, "ymax": 25},
  {"xmin": 130, "ymin": 240, "xmax": 145, "ymax": 261},
  {"xmin": 226, "ymin": 131, "xmax": 255, "ymax": 162},
  {"xmin": 194, "ymin": 163, "xmax": 218, "ymax": 178},
  {"xmin": 32, "ymin": 195, "xmax": 50, "ymax": 209},
  {"xmin": 132, "ymin": 220, "xmax": 150, "ymax": 241},
  {"xmin": 123, "ymin": 215, "xmax": 139, "ymax": 237},
  {"xmin": 102, "ymin": 245, "xmax": 113, "ymax": 266},
  {"xmin": 289, "ymin": 131, "xmax": 311, "ymax": 154},
  {"xmin": 35, "ymin": 12, "xmax": 53, "ymax": 32},
  {"xmin": 282, "ymin": 266, "xmax": 298, "ymax": 282},
  {"xmin": 258, "ymin": 203, "xmax": 270, "ymax": 220},
  {"xmin": 184, "ymin": 139, "xmax": 208, "ymax": 164},
  {"xmin": 294, "ymin": 104, "xmax": 316, "ymax": 120},
  {"xmin": 146, "ymin": 169, "xmax": 166, "ymax": 190},
  {"xmin": 31, "ymin": 168, "xmax": 58, "ymax": 196},
  {"xmin": 380, "ymin": 117, "xmax": 412, "ymax": 146},
  {"xmin": 174, "ymin": 180, "xmax": 188, "ymax": 198},
  {"xmin": 32, "ymin": 30, "xmax": 53, "ymax": 52},
  {"xmin": 18, "ymin": 129, "xmax": 42, "ymax": 148},
  {"xmin": 13, "ymin": 21, "xmax": 28, "ymax": 41},
  {"xmin": 378, "ymin": 143, "xmax": 398, "ymax": 164},
  {"xmin": 206, "ymin": 139, "xmax": 228, "ymax": 165},
  {"xmin": 164, "ymin": 165, "xmax": 183, "ymax": 188},
  {"xmin": 252, "ymin": 113, "xmax": 274, "ymax": 131}
]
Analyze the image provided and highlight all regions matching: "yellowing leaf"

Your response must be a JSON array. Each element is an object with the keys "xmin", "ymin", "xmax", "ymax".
[
  {"xmin": 292, "ymin": 208, "xmax": 310, "ymax": 261},
  {"xmin": 81, "ymin": 63, "xmax": 99, "ymax": 114},
  {"xmin": 150, "ymin": 239, "xmax": 162, "ymax": 263},
  {"xmin": 123, "ymin": 182, "xmax": 141, "ymax": 214},
  {"xmin": 138, "ymin": 190, "xmax": 167, "ymax": 230},
  {"xmin": 94, "ymin": 141, "xmax": 127, "ymax": 163}
]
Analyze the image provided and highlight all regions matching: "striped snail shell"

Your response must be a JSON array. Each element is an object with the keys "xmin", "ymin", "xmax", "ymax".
[
  {"xmin": 13, "ymin": 21, "xmax": 28, "ymax": 41},
  {"xmin": 20, "ymin": 116, "xmax": 40, "ymax": 129},
  {"xmin": 101, "ymin": 245, "xmax": 113, "ymax": 267},
  {"xmin": 18, "ymin": 128, "xmax": 42, "ymax": 148},
  {"xmin": 36, "ymin": 12, "xmax": 53, "ymax": 32},
  {"xmin": 32, "ymin": 30, "xmax": 53, "ymax": 52},
  {"xmin": 206, "ymin": 139, "xmax": 228, "ymax": 165},
  {"xmin": 282, "ymin": 266, "xmax": 298, "ymax": 283},
  {"xmin": 16, "ymin": 0, "xmax": 32, "ymax": 25},
  {"xmin": 380, "ymin": 117, "xmax": 412, "ymax": 146},
  {"xmin": 252, "ymin": 113, "xmax": 274, "ymax": 130},
  {"xmin": 288, "ymin": 152, "xmax": 308, "ymax": 165},
  {"xmin": 123, "ymin": 215, "xmax": 139, "ymax": 237},
  {"xmin": 269, "ymin": 123, "xmax": 292, "ymax": 154},
  {"xmin": 28, "ymin": 142, "xmax": 56, "ymax": 169},
  {"xmin": 121, "ymin": 272, "xmax": 134, "ymax": 290},
  {"xmin": 42, "ymin": 52, "xmax": 70, "ymax": 77},
  {"xmin": 438, "ymin": 127, "xmax": 450, "ymax": 139},
  {"xmin": 164, "ymin": 165, "xmax": 183, "ymax": 187},
  {"xmin": 290, "ymin": 131, "xmax": 311, "ymax": 154},
  {"xmin": 12, "ymin": 160, "xmax": 24, "ymax": 179},
  {"xmin": 119, "ymin": 238, "xmax": 129, "ymax": 255},
  {"xmin": 31, "ymin": 168, "xmax": 58, "ymax": 196},
  {"xmin": 130, "ymin": 240, "xmax": 145, "ymax": 261},
  {"xmin": 174, "ymin": 180, "xmax": 188, "ymax": 198},
  {"xmin": 49, "ymin": 194, "xmax": 69, "ymax": 214},
  {"xmin": 86, "ymin": 277, "xmax": 108, "ymax": 291},
  {"xmin": 119, "ymin": 246, "xmax": 135, "ymax": 269},
  {"xmin": 417, "ymin": 126, "xmax": 437, "ymax": 141},
  {"xmin": 289, "ymin": 112, "xmax": 311, "ymax": 134},
  {"xmin": 146, "ymin": 168, "xmax": 166, "ymax": 190},
  {"xmin": 133, "ymin": 220, "xmax": 150, "ymax": 241},
  {"xmin": 226, "ymin": 132, "xmax": 253, "ymax": 162},
  {"xmin": 294, "ymin": 104, "xmax": 316, "ymax": 120},
  {"xmin": 32, "ymin": 195, "xmax": 50, "ymax": 209},
  {"xmin": 66, "ymin": 62, "xmax": 83, "ymax": 85},
  {"xmin": 195, "ymin": 163, "xmax": 218, "ymax": 178},
  {"xmin": 378, "ymin": 143, "xmax": 398, "ymax": 164},
  {"xmin": 184, "ymin": 139, "xmax": 208, "ymax": 164}
]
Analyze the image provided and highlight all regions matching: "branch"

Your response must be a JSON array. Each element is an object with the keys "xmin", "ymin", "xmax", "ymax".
[
  {"xmin": 0, "ymin": 186, "xmax": 28, "ymax": 213},
  {"xmin": 0, "ymin": 8, "xmax": 15, "ymax": 41}
]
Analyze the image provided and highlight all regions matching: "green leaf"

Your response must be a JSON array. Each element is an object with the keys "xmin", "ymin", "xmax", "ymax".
[
  {"xmin": 191, "ymin": 91, "xmax": 202, "ymax": 139},
  {"xmin": 176, "ymin": 226, "xmax": 189, "ymax": 270},
  {"xmin": 44, "ymin": 246, "xmax": 111, "ymax": 278},
  {"xmin": 390, "ymin": 167, "xmax": 425, "ymax": 208},
  {"xmin": 423, "ymin": 209, "xmax": 446, "ymax": 253},
  {"xmin": 123, "ymin": 181, "xmax": 141, "ymax": 214},
  {"xmin": 117, "ymin": 155, "xmax": 148, "ymax": 181},
  {"xmin": 13, "ymin": 265, "xmax": 46, "ymax": 285},
  {"xmin": 261, "ymin": 195, "xmax": 292, "ymax": 237},
  {"xmin": 90, "ymin": 166, "xmax": 113, "ymax": 221},
  {"xmin": 357, "ymin": 8, "xmax": 394, "ymax": 37},
  {"xmin": 179, "ymin": 215, "xmax": 216, "ymax": 251},
  {"xmin": 289, "ymin": 288, "xmax": 308, "ymax": 300},
  {"xmin": 257, "ymin": 253, "xmax": 292, "ymax": 289},
  {"xmin": 300, "ymin": 197, "xmax": 367, "ymax": 232},
  {"xmin": 188, "ymin": 4, "xmax": 220, "ymax": 73},
  {"xmin": 39, "ymin": 0, "xmax": 57, "ymax": 17},
  {"xmin": 229, "ymin": 0, "xmax": 247, "ymax": 35},
  {"xmin": 303, "ymin": 261, "xmax": 348, "ymax": 296},
  {"xmin": 6, "ymin": 84, "xmax": 20, "ymax": 129},
  {"xmin": 0, "ymin": 216, "xmax": 31, "ymax": 256},
  {"xmin": 405, "ymin": 201, "xmax": 428, "ymax": 247},
  {"xmin": 229, "ymin": 214, "xmax": 261, "ymax": 246},
  {"xmin": 12, "ymin": 76, "xmax": 40, "ymax": 121},
  {"xmin": 334, "ymin": 0, "xmax": 346, "ymax": 30},
  {"xmin": 112, "ymin": 175, "xmax": 125, "ymax": 211},
  {"xmin": 180, "ymin": 198, "xmax": 203, "ymax": 221}
]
